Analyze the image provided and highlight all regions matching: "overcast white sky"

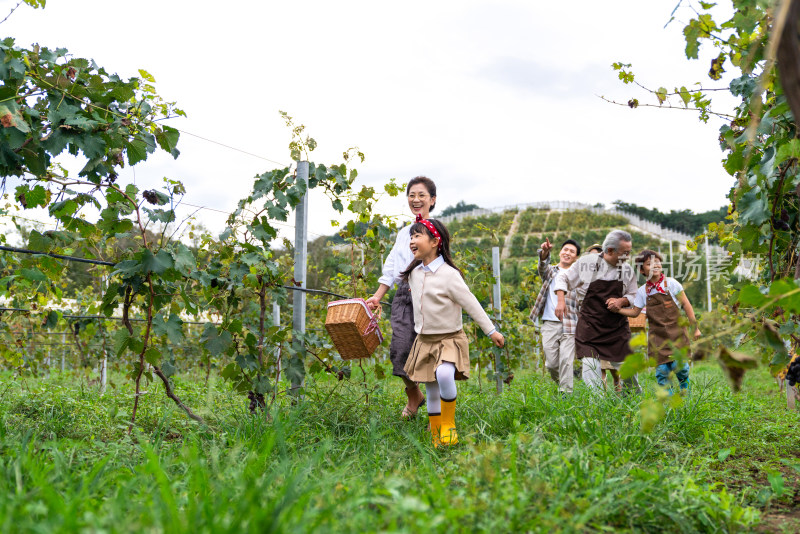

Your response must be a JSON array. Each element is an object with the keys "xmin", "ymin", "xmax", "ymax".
[{"xmin": 2, "ymin": 0, "xmax": 738, "ymax": 239}]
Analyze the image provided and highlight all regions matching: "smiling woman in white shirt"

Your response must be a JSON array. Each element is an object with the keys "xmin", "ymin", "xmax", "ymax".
[{"xmin": 365, "ymin": 176, "xmax": 438, "ymax": 420}]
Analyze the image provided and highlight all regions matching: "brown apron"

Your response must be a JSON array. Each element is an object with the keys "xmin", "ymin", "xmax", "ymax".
[
  {"xmin": 646, "ymin": 290, "xmax": 689, "ymax": 365},
  {"xmin": 575, "ymin": 278, "xmax": 632, "ymax": 362}
]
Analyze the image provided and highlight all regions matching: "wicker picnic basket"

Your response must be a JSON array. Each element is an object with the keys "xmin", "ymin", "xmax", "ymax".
[
  {"xmin": 628, "ymin": 312, "xmax": 647, "ymax": 330},
  {"xmin": 325, "ymin": 298, "xmax": 384, "ymax": 360}
]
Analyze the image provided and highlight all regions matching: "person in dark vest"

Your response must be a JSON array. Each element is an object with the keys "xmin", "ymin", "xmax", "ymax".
[
  {"xmin": 365, "ymin": 176, "xmax": 437, "ymax": 419},
  {"xmin": 614, "ymin": 250, "xmax": 700, "ymax": 393},
  {"xmin": 553, "ymin": 230, "xmax": 640, "ymax": 391}
]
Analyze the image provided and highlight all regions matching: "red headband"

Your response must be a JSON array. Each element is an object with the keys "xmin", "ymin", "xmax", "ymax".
[{"xmin": 416, "ymin": 213, "xmax": 443, "ymax": 250}]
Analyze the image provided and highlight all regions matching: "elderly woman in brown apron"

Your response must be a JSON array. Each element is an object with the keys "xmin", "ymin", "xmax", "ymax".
[
  {"xmin": 366, "ymin": 176, "xmax": 438, "ymax": 419},
  {"xmin": 616, "ymin": 250, "xmax": 701, "ymax": 393},
  {"xmin": 554, "ymin": 230, "xmax": 640, "ymax": 391}
]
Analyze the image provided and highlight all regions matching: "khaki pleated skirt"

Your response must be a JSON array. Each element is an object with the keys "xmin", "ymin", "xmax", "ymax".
[{"xmin": 404, "ymin": 330, "xmax": 470, "ymax": 382}]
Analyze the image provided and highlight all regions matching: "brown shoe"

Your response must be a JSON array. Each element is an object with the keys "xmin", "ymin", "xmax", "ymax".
[{"xmin": 401, "ymin": 384, "xmax": 425, "ymax": 419}]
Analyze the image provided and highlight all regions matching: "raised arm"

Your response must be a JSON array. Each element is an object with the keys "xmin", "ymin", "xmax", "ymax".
[{"xmin": 538, "ymin": 237, "xmax": 553, "ymax": 279}]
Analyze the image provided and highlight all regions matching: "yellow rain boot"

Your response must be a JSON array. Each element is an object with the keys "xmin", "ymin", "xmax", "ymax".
[
  {"xmin": 439, "ymin": 398, "xmax": 458, "ymax": 446},
  {"xmin": 429, "ymin": 412, "xmax": 442, "ymax": 447}
]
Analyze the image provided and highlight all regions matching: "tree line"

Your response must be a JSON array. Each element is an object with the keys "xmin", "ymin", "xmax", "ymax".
[{"xmin": 612, "ymin": 200, "xmax": 727, "ymax": 236}]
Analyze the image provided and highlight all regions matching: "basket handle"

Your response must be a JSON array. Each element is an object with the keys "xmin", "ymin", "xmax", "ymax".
[
  {"xmin": 363, "ymin": 314, "xmax": 379, "ymax": 336},
  {"xmin": 360, "ymin": 298, "xmax": 383, "ymax": 342}
]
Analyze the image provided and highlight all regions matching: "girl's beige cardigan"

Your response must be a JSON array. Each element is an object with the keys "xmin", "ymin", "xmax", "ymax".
[{"xmin": 408, "ymin": 263, "xmax": 496, "ymax": 336}]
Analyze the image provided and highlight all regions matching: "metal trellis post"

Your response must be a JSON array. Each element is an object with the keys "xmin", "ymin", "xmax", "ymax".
[
  {"xmin": 292, "ymin": 161, "xmax": 309, "ymax": 393},
  {"xmin": 492, "ymin": 246, "xmax": 503, "ymax": 393},
  {"xmin": 273, "ymin": 302, "xmax": 281, "ymax": 376},
  {"xmin": 100, "ymin": 349, "xmax": 107, "ymax": 395},
  {"xmin": 705, "ymin": 236, "xmax": 712, "ymax": 312}
]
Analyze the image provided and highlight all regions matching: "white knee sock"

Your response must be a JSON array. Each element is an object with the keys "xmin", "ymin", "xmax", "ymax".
[
  {"xmin": 435, "ymin": 362, "xmax": 457, "ymax": 401},
  {"xmin": 426, "ymin": 381, "xmax": 441, "ymax": 414}
]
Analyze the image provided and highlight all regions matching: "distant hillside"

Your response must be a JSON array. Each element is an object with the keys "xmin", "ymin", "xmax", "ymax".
[
  {"xmin": 305, "ymin": 202, "xmax": 717, "ymax": 289},
  {"xmin": 448, "ymin": 207, "xmax": 676, "ymax": 257},
  {"xmin": 444, "ymin": 206, "xmax": 694, "ymax": 286}
]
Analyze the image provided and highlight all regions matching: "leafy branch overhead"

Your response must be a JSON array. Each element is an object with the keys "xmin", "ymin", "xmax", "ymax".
[
  {"xmin": 605, "ymin": 62, "xmax": 725, "ymax": 121},
  {"xmin": 0, "ymin": 37, "xmax": 183, "ymax": 189}
]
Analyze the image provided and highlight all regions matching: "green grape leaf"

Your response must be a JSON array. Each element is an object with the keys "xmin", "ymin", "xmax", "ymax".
[
  {"xmin": 140, "ymin": 249, "xmax": 174, "ymax": 275},
  {"xmin": 737, "ymin": 285, "xmax": 767, "ymax": 307},
  {"xmin": 201, "ymin": 323, "xmax": 232, "ymax": 355},
  {"xmin": 160, "ymin": 360, "xmax": 178, "ymax": 378},
  {"xmin": 20, "ymin": 267, "xmax": 47, "ymax": 282},
  {"xmin": 153, "ymin": 312, "xmax": 184, "ymax": 344},
  {"xmin": 144, "ymin": 347, "xmax": 162, "ymax": 366}
]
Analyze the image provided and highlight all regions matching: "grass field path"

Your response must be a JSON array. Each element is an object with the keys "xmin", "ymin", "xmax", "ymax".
[{"xmin": 501, "ymin": 210, "xmax": 524, "ymax": 261}]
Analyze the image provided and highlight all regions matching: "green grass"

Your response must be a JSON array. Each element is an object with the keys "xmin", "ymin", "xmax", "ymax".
[{"xmin": 0, "ymin": 361, "xmax": 797, "ymax": 533}]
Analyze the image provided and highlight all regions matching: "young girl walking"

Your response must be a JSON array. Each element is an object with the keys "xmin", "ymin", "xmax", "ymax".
[
  {"xmin": 615, "ymin": 250, "xmax": 700, "ymax": 393},
  {"xmin": 401, "ymin": 216, "xmax": 505, "ymax": 446}
]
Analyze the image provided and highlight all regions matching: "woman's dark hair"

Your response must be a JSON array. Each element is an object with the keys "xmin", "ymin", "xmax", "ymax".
[
  {"xmin": 635, "ymin": 249, "xmax": 663, "ymax": 274},
  {"xmin": 400, "ymin": 218, "xmax": 462, "ymax": 280},
  {"xmin": 406, "ymin": 176, "xmax": 437, "ymax": 212}
]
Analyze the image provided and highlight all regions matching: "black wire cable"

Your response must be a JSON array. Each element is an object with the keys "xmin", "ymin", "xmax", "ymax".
[
  {"xmin": 0, "ymin": 287, "xmax": 391, "ymax": 321},
  {"xmin": 176, "ymin": 202, "xmax": 327, "ymax": 239},
  {"xmin": 0, "ymin": 286, "xmax": 390, "ymax": 322},
  {"xmin": 0, "ymin": 308, "xmax": 213, "ymax": 325},
  {"xmin": 0, "ymin": 245, "xmax": 115, "ymax": 266},
  {"xmin": 175, "ymin": 129, "xmax": 289, "ymax": 167},
  {"xmin": 281, "ymin": 285, "xmax": 384, "ymax": 303},
  {"xmin": 0, "ymin": 245, "xmax": 392, "ymax": 306}
]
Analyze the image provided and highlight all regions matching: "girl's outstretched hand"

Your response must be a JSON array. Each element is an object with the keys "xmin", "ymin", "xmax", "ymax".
[{"xmin": 490, "ymin": 331, "xmax": 505, "ymax": 348}]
